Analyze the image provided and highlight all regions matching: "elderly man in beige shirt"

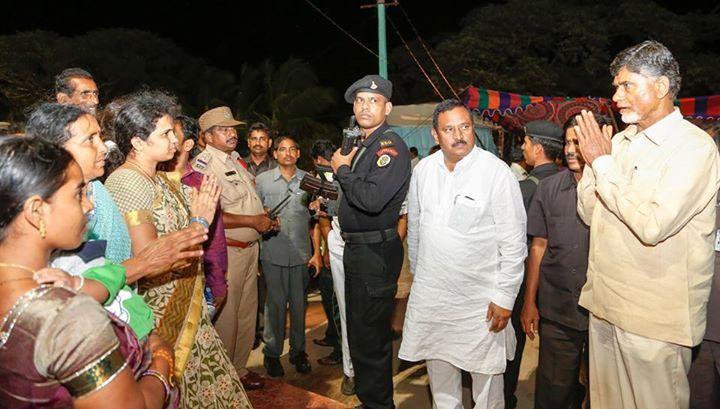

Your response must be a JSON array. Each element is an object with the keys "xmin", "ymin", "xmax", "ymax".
[{"xmin": 574, "ymin": 40, "xmax": 720, "ymax": 409}]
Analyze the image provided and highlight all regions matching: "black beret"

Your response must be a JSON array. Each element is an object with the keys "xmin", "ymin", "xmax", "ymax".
[
  {"xmin": 344, "ymin": 75, "xmax": 393, "ymax": 104},
  {"xmin": 525, "ymin": 120, "xmax": 564, "ymax": 145}
]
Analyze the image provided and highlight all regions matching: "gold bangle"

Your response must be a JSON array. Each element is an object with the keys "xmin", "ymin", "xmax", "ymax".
[{"xmin": 152, "ymin": 349, "xmax": 175, "ymax": 384}]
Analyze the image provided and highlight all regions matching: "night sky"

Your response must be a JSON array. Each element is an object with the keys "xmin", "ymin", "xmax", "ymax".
[{"xmin": 1, "ymin": 0, "xmax": 715, "ymax": 97}]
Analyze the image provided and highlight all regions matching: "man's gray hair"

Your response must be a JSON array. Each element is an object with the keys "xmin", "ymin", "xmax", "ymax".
[{"xmin": 610, "ymin": 40, "xmax": 681, "ymax": 97}]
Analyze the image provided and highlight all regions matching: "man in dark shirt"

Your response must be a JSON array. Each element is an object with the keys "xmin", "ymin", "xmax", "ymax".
[
  {"xmin": 243, "ymin": 121, "xmax": 277, "ymax": 348},
  {"xmin": 243, "ymin": 122, "xmax": 277, "ymax": 176},
  {"xmin": 505, "ymin": 120, "xmax": 563, "ymax": 408},
  {"xmin": 330, "ymin": 74, "xmax": 412, "ymax": 409},
  {"xmin": 520, "ymin": 116, "xmax": 610, "ymax": 408}
]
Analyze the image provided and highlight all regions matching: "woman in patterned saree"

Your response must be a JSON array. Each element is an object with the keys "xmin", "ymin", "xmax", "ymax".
[
  {"xmin": 104, "ymin": 90, "xmax": 252, "ymax": 409},
  {"xmin": 24, "ymin": 102, "xmax": 210, "ymax": 342},
  {"xmin": 0, "ymin": 137, "xmax": 174, "ymax": 408}
]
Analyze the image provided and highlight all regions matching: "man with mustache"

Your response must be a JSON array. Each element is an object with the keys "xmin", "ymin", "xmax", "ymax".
[
  {"xmin": 55, "ymin": 67, "xmax": 100, "ymax": 115},
  {"xmin": 399, "ymin": 99, "xmax": 526, "ymax": 408},
  {"xmin": 520, "ymin": 114, "xmax": 611, "ymax": 409},
  {"xmin": 256, "ymin": 136, "xmax": 322, "ymax": 377},
  {"xmin": 505, "ymin": 120, "xmax": 563, "ymax": 408},
  {"xmin": 330, "ymin": 74, "xmax": 411, "ymax": 409},
  {"xmin": 192, "ymin": 106, "xmax": 276, "ymax": 391},
  {"xmin": 243, "ymin": 122, "xmax": 277, "ymax": 176},
  {"xmin": 575, "ymin": 40, "xmax": 720, "ymax": 408},
  {"xmin": 242, "ymin": 122, "xmax": 277, "ymax": 350}
]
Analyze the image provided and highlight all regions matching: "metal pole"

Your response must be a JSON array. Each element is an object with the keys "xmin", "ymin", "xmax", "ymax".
[{"xmin": 377, "ymin": 0, "xmax": 388, "ymax": 79}]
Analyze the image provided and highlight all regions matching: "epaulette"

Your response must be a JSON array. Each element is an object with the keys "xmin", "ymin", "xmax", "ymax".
[{"xmin": 191, "ymin": 151, "xmax": 213, "ymax": 173}]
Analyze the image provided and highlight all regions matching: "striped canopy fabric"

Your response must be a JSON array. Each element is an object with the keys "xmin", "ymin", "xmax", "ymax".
[
  {"xmin": 464, "ymin": 86, "xmax": 612, "ymax": 130},
  {"xmin": 464, "ymin": 86, "xmax": 720, "ymax": 125}
]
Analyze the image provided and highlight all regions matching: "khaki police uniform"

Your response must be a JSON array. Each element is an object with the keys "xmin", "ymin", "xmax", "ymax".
[{"xmin": 192, "ymin": 143, "xmax": 264, "ymax": 376}]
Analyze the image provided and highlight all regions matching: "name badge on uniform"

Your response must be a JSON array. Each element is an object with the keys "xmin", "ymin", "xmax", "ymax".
[{"xmin": 225, "ymin": 170, "xmax": 237, "ymax": 176}]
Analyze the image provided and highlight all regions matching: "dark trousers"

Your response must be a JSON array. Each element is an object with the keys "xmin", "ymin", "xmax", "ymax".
[
  {"xmin": 344, "ymin": 236, "xmax": 402, "ymax": 409},
  {"xmin": 256, "ymin": 261, "xmax": 267, "ymax": 337},
  {"xmin": 535, "ymin": 318, "xmax": 587, "ymax": 409},
  {"xmin": 318, "ymin": 266, "xmax": 342, "ymax": 355},
  {"xmin": 689, "ymin": 339, "xmax": 720, "ymax": 408},
  {"xmin": 504, "ymin": 283, "xmax": 526, "ymax": 409},
  {"xmin": 262, "ymin": 264, "xmax": 310, "ymax": 359}
]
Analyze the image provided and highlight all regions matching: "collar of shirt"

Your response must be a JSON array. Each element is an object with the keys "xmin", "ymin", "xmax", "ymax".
[
  {"xmin": 270, "ymin": 166, "xmax": 301, "ymax": 183},
  {"xmin": 205, "ymin": 144, "xmax": 239, "ymax": 163},
  {"xmin": 360, "ymin": 122, "xmax": 390, "ymax": 148},
  {"xmin": 620, "ymin": 108, "xmax": 682, "ymax": 145},
  {"xmin": 432, "ymin": 146, "xmax": 479, "ymax": 174},
  {"xmin": 559, "ymin": 169, "xmax": 580, "ymax": 191},
  {"xmin": 529, "ymin": 162, "xmax": 558, "ymax": 177},
  {"xmin": 244, "ymin": 155, "xmax": 273, "ymax": 168}
]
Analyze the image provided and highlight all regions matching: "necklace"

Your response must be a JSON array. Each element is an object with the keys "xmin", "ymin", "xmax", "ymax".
[
  {"xmin": 125, "ymin": 160, "xmax": 157, "ymax": 184},
  {"xmin": 0, "ymin": 263, "xmax": 35, "ymax": 285}
]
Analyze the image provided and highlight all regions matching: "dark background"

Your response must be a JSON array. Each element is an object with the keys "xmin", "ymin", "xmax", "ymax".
[{"xmin": 2, "ymin": 0, "xmax": 719, "ymax": 147}]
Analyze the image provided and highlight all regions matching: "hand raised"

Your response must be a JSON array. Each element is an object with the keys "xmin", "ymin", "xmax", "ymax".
[
  {"xmin": 190, "ymin": 174, "xmax": 221, "ymax": 226},
  {"xmin": 574, "ymin": 110, "xmax": 613, "ymax": 166}
]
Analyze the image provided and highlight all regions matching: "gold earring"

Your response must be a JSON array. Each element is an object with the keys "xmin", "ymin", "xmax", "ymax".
[{"xmin": 39, "ymin": 219, "xmax": 46, "ymax": 239}]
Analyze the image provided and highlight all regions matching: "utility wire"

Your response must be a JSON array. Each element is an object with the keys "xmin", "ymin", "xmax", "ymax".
[
  {"xmin": 303, "ymin": 0, "xmax": 379, "ymax": 58},
  {"xmin": 397, "ymin": 1, "xmax": 460, "ymax": 100},
  {"xmin": 387, "ymin": 15, "xmax": 445, "ymax": 100}
]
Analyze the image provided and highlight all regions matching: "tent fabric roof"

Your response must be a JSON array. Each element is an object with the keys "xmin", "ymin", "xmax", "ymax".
[{"xmin": 387, "ymin": 102, "xmax": 500, "ymax": 129}]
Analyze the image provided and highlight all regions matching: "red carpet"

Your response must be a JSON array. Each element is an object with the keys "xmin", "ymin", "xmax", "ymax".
[{"xmin": 247, "ymin": 377, "xmax": 348, "ymax": 409}]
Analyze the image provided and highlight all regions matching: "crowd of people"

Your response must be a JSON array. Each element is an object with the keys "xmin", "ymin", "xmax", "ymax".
[{"xmin": 1, "ymin": 39, "xmax": 719, "ymax": 409}]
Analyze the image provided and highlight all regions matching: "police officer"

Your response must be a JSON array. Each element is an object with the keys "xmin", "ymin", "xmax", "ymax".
[
  {"xmin": 330, "ymin": 75, "xmax": 411, "ymax": 409},
  {"xmin": 192, "ymin": 106, "xmax": 275, "ymax": 391}
]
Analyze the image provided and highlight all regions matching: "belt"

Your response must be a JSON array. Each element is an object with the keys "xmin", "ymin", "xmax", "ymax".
[
  {"xmin": 226, "ymin": 238, "xmax": 257, "ymax": 249},
  {"xmin": 341, "ymin": 227, "xmax": 398, "ymax": 244}
]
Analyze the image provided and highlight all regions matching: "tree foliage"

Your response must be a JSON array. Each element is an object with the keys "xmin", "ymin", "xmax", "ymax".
[
  {"xmin": 0, "ymin": 29, "xmax": 338, "ymax": 154},
  {"xmin": 389, "ymin": 0, "xmax": 720, "ymax": 102}
]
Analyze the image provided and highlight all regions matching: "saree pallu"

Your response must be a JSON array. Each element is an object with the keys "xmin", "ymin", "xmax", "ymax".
[{"xmin": 122, "ymin": 170, "xmax": 251, "ymax": 409}]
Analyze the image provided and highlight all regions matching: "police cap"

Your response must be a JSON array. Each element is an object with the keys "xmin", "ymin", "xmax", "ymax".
[
  {"xmin": 525, "ymin": 120, "xmax": 564, "ymax": 146},
  {"xmin": 344, "ymin": 75, "xmax": 393, "ymax": 104}
]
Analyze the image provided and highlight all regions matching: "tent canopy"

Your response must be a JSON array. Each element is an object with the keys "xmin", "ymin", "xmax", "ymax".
[{"xmin": 387, "ymin": 102, "xmax": 499, "ymax": 157}]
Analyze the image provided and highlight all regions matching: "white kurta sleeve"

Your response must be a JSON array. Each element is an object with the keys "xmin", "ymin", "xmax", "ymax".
[
  {"xmin": 490, "ymin": 168, "xmax": 527, "ymax": 310},
  {"xmin": 407, "ymin": 170, "xmax": 420, "ymax": 275}
]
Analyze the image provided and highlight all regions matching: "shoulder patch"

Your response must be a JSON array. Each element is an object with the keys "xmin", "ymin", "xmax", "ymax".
[
  {"xmin": 192, "ymin": 156, "xmax": 211, "ymax": 172},
  {"xmin": 379, "ymin": 139, "xmax": 394, "ymax": 148},
  {"xmin": 377, "ymin": 154, "xmax": 392, "ymax": 167},
  {"xmin": 376, "ymin": 147, "xmax": 398, "ymax": 157}
]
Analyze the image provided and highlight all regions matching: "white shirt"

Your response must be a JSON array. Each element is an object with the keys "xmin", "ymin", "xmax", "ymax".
[
  {"xmin": 399, "ymin": 147, "xmax": 527, "ymax": 374},
  {"xmin": 510, "ymin": 162, "xmax": 528, "ymax": 181}
]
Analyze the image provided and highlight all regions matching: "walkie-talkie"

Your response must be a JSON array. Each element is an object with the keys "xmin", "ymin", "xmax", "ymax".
[{"xmin": 341, "ymin": 115, "xmax": 363, "ymax": 155}]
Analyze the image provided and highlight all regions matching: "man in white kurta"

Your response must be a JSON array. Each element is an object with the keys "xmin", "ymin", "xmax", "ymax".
[{"xmin": 399, "ymin": 100, "xmax": 527, "ymax": 409}]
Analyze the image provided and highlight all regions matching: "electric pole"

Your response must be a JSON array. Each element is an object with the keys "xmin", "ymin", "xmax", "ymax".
[{"xmin": 361, "ymin": 1, "xmax": 398, "ymax": 80}]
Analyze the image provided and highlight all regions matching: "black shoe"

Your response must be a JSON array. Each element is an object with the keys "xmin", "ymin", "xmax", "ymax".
[
  {"xmin": 263, "ymin": 356, "xmax": 284, "ymax": 378},
  {"xmin": 317, "ymin": 351, "xmax": 342, "ymax": 366},
  {"xmin": 312, "ymin": 337, "xmax": 332, "ymax": 347},
  {"xmin": 289, "ymin": 352, "xmax": 312, "ymax": 374}
]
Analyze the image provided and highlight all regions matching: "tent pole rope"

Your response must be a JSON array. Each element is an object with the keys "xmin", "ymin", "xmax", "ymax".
[
  {"xmin": 387, "ymin": 15, "xmax": 445, "ymax": 100},
  {"xmin": 396, "ymin": 1, "xmax": 460, "ymax": 100},
  {"xmin": 303, "ymin": 0, "xmax": 379, "ymax": 58}
]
